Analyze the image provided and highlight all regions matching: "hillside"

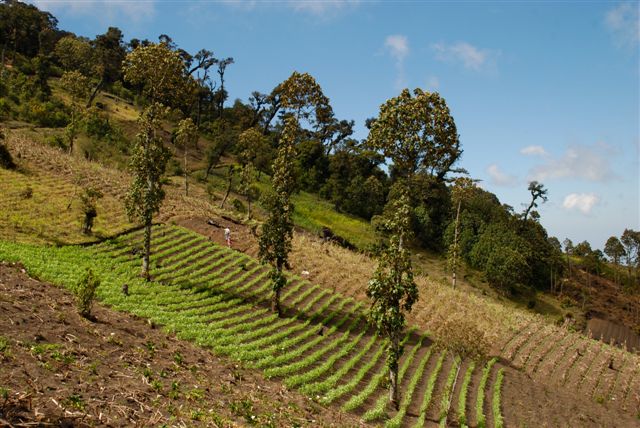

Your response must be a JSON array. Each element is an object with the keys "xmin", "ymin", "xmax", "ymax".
[
  {"xmin": 1, "ymin": 132, "xmax": 639, "ymax": 426},
  {"xmin": 0, "ymin": 261, "xmax": 362, "ymax": 427}
]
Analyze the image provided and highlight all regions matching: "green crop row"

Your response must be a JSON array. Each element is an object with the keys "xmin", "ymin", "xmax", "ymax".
[
  {"xmin": 300, "ymin": 333, "xmax": 379, "ymax": 397},
  {"xmin": 285, "ymin": 330, "xmax": 368, "ymax": 389},
  {"xmin": 263, "ymin": 313, "xmax": 365, "ymax": 378},
  {"xmin": 362, "ymin": 335, "xmax": 426, "ymax": 421},
  {"xmin": 476, "ymin": 357, "xmax": 497, "ymax": 428},
  {"xmin": 320, "ymin": 342, "xmax": 385, "ymax": 405},
  {"xmin": 493, "ymin": 368, "xmax": 505, "ymax": 428},
  {"xmin": 457, "ymin": 361, "xmax": 475, "ymax": 427},
  {"xmin": 414, "ymin": 350, "xmax": 446, "ymax": 428},
  {"xmin": 439, "ymin": 356, "xmax": 461, "ymax": 424},
  {"xmin": 240, "ymin": 299, "xmax": 356, "ymax": 365},
  {"xmin": 385, "ymin": 347, "xmax": 433, "ymax": 428}
]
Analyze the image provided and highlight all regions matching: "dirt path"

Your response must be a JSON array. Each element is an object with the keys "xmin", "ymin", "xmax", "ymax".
[{"xmin": 0, "ymin": 262, "xmax": 364, "ymax": 427}]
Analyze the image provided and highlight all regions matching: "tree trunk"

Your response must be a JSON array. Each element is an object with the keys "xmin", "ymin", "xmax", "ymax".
[
  {"xmin": 86, "ymin": 77, "xmax": 104, "ymax": 108},
  {"xmin": 142, "ymin": 217, "xmax": 152, "ymax": 281},
  {"xmin": 271, "ymin": 287, "xmax": 281, "ymax": 316},
  {"xmin": 389, "ymin": 364, "xmax": 399, "ymax": 410},
  {"xmin": 1, "ymin": 42, "xmax": 6, "ymax": 79},
  {"xmin": 220, "ymin": 168, "xmax": 232, "ymax": 208},
  {"xmin": 452, "ymin": 199, "xmax": 461, "ymax": 288}
]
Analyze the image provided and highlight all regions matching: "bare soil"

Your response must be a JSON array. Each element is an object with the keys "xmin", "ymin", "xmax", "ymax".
[{"xmin": 0, "ymin": 262, "xmax": 364, "ymax": 427}]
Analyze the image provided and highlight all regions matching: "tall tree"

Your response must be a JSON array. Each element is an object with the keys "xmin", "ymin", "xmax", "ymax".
[
  {"xmin": 174, "ymin": 117, "xmax": 198, "ymax": 196},
  {"xmin": 214, "ymin": 57, "xmax": 233, "ymax": 117},
  {"xmin": 258, "ymin": 116, "xmax": 297, "ymax": 315},
  {"xmin": 365, "ymin": 88, "xmax": 462, "ymax": 247},
  {"xmin": 621, "ymin": 229, "xmax": 640, "ymax": 285},
  {"xmin": 365, "ymin": 88, "xmax": 461, "ymax": 181},
  {"xmin": 367, "ymin": 188, "xmax": 418, "ymax": 409},
  {"xmin": 604, "ymin": 236, "xmax": 626, "ymax": 285},
  {"xmin": 60, "ymin": 70, "xmax": 91, "ymax": 154},
  {"xmin": 448, "ymin": 176, "xmax": 476, "ymax": 288},
  {"xmin": 522, "ymin": 181, "xmax": 548, "ymax": 223},
  {"xmin": 123, "ymin": 42, "xmax": 192, "ymax": 279},
  {"xmin": 87, "ymin": 27, "xmax": 125, "ymax": 106}
]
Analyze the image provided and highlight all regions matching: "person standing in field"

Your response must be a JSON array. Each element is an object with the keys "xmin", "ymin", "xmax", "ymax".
[{"xmin": 224, "ymin": 227, "xmax": 231, "ymax": 247}]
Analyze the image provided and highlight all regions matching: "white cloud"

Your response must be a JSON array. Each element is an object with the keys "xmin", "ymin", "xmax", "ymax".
[
  {"xmin": 32, "ymin": 0, "xmax": 155, "ymax": 22},
  {"xmin": 385, "ymin": 35, "xmax": 409, "ymax": 61},
  {"xmin": 383, "ymin": 35, "xmax": 409, "ymax": 89},
  {"xmin": 528, "ymin": 143, "xmax": 615, "ymax": 182},
  {"xmin": 288, "ymin": 0, "xmax": 360, "ymax": 16},
  {"xmin": 432, "ymin": 41, "xmax": 498, "ymax": 71},
  {"xmin": 487, "ymin": 164, "xmax": 518, "ymax": 186},
  {"xmin": 520, "ymin": 145, "xmax": 547, "ymax": 156},
  {"xmin": 605, "ymin": 2, "xmax": 640, "ymax": 47},
  {"xmin": 563, "ymin": 193, "xmax": 600, "ymax": 215}
]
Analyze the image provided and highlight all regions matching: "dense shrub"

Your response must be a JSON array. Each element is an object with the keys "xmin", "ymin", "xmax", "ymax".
[
  {"xmin": 73, "ymin": 268, "xmax": 100, "ymax": 318},
  {"xmin": 19, "ymin": 99, "xmax": 69, "ymax": 127},
  {"xmin": 0, "ymin": 144, "xmax": 15, "ymax": 170}
]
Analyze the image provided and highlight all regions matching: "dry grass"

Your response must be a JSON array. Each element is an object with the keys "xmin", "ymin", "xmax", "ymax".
[
  {"xmin": 1, "ymin": 131, "xmax": 227, "ymax": 245},
  {"xmin": 288, "ymin": 232, "xmax": 536, "ymax": 355}
]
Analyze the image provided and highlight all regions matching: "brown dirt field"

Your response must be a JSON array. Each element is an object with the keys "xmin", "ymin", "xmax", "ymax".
[
  {"xmin": 0, "ymin": 262, "xmax": 364, "ymax": 427},
  {"xmin": 563, "ymin": 269, "xmax": 640, "ymax": 339},
  {"xmin": 586, "ymin": 318, "xmax": 640, "ymax": 352},
  {"xmin": 501, "ymin": 366, "xmax": 639, "ymax": 428}
]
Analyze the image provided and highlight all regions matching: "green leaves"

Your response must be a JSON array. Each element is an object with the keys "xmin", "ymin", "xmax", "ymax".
[
  {"xmin": 367, "ymin": 188, "xmax": 418, "ymax": 406},
  {"xmin": 125, "ymin": 103, "xmax": 171, "ymax": 224},
  {"xmin": 123, "ymin": 42, "xmax": 194, "ymax": 109},
  {"xmin": 365, "ymin": 88, "xmax": 461, "ymax": 181},
  {"xmin": 258, "ymin": 116, "xmax": 298, "ymax": 312}
]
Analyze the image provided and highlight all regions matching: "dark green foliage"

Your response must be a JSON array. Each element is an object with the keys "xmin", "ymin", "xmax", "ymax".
[
  {"xmin": 367, "ymin": 188, "xmax": 417, "ymax": 408},
  {"xmin": 80, "ymin": 187, "xmax": 103, "ymax": 235},
  {"xmin": 0, "ymin": 143, "xmax": 14, "ymax": 170},
  {"xmin": 258, "ymin": 116, "xmax": 297, "ymax": 315},
  {"xmin": 73, "ymin": 268, "xmax": 100, "ymax": 318},
  {"xmin": 0, "ymin": 129, "xmax": 15, "ymax": 170}
]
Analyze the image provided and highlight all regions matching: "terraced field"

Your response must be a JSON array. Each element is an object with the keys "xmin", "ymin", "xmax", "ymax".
[
  {"xmin": 500, "ymin": 317, "xmax": 640, "ymax": 414},
  {"xmin": 88, "ymin": 224, "xmax": 506, "ymax": 427},
  {"xmin": 0, "ymin": 166, "xmax": 131, "ymax": 244}
]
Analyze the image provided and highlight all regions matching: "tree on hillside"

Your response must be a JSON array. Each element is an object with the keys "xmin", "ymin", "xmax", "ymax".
[
  {"xmin": 174, "ymin": 117, "xmax": 198, "ymax": 196},
  {"xmin": 258, "ymin": 116, "xmax": 297, "ymax": 315},
  {"xmin": 79, "ymin": 186, "xmax": 103, "ymax": 235},
  {"xmin": 448, "ymin": 176, "xmax": 476, "ymax": 288},
  {"xmin": 214, "ymin": 57, "xmax": 234, "ymax": 117},
  {"xmin": 87, "ymin": 27, "xmax": 126, "ymax": 106},
  {"xmin": 367, "ymin": 188, "xmax": 418, "ymax": 409},
  {"xmin": 365, "ymin": 88, "xmax": 461, "ymax": 181},
  {"xmin": 60, "ymin": 70, "xmax": 91, "ymax": 154},
  {"xmin": 563, "ymin": 238, "xmax": 574, "ymax": 276},
  {"xmin": 54, "ymin": 35, "xmax": 95, "ymax": 76},
  {"xmin": 621, "ymin": 229, "xmax": 640, "ymax": 285},
  {"xmin": 123, "ymin": 42, "xmax": 192, "ymax": 279},
  {"xmin": 365, "ymin": 88, "xmax": 462, "ymax": 248},
  {"xmin": 0, "ymin": 0, "xmax": 59, "ymax": 64},
  {"xmin": 522, "ymin": 181, "xmax": 548, "ymax": 223},
  {"xmin": 604, "ymin": 236, "xmax": 626, "ymax": 285}
]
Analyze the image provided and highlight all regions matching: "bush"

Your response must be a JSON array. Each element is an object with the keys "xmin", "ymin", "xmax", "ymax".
[
  {"xmin": 0, "ymin": 140, "xmax": 15, "ymax": 170},
  {"xmin": 73, "ymin": 268, "xmax": 100, "ymax": 318},
  {"xmin": 19, "ymin": 99, "xmax": 69, "ymax": 127},
  {"xmin": 232, "ymin": 198, "xmax": 246, "ymax": 213},
  {"xmin": 47, "ymin": 134, "xmax": 66, "ymax": 150}
]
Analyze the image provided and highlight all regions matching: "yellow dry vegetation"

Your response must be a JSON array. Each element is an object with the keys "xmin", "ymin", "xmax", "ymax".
[
  {"xmin": 289, "ymin": 232, "xmax": 538, "ymax": 355},
  {"xmin": 1, "ymin": 131, "xmax": 227, "ymax": 245}
]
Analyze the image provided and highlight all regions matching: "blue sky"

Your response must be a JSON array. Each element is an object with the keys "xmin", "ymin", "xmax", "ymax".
[{"xmin": 34, "ymin": 0, "xmax": 639, "ymax": 250}]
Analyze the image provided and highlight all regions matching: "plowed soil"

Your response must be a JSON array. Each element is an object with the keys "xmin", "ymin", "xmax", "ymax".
[{"xmin": 0, "ymin": 262, "xmax": 364, "ymax": 427}]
